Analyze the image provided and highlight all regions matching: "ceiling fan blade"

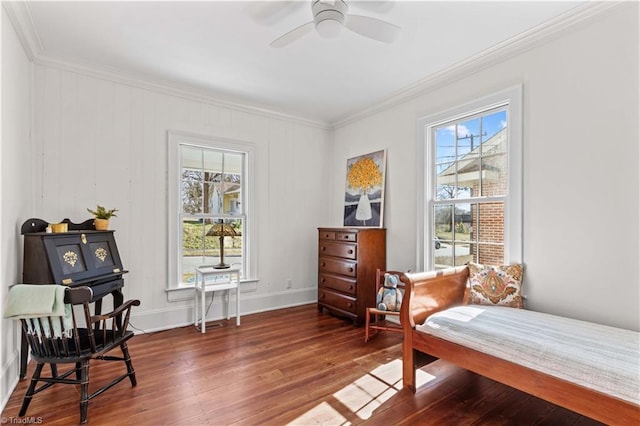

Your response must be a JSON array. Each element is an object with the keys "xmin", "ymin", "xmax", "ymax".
[
  {"xmin": 345, "ymin": 14, "xmax": 400, "ymax": 43},
  {"xmin": 270, "ymin": 21, "xmax": 315, "ymax": 48}
]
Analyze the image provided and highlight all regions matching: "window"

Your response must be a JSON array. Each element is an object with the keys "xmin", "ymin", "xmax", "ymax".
[
  {"xmin": 417, "ymin": 86, "xmax": 522, "ymax": 270},
  {"xmin": 168, "ymin": 132, "xmax": 255, "ymax": 293}
]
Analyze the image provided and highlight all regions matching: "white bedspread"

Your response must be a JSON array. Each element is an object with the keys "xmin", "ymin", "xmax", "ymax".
[{"xmin": 416, "ymin": 305, "xmax": 640, "ymax": 405}]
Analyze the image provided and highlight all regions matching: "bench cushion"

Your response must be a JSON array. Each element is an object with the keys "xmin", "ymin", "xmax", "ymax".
[{"xmin": 416, "ymin": 305, "xmax": 639, "ymax": 404}]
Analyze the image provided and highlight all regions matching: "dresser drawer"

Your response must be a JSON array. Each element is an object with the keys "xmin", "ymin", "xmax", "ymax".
[
  {"xmin": 318, "ymin": 288, "xmax": 357, "ymax": 314},
  {"xmin": 319, "ymin": 241, "xmax": 357, "ymax": 260},
  {"xmin": 319, "ymin": 257, "xmax": 357, "ymax": 277},
  {"xmin": 318, "ymin": 230, "xmax": 357, "ymax": 242},
  {"xmin": 318, "ymin": 273, "xmax": 356, "ymax": 295},
  {"xmin": 319, "ymin": 230, "xmax": 336, "ymax": 240},
  {"xmin": 336, "ymin": 232, "xmax": 357, "ymax": 242}
]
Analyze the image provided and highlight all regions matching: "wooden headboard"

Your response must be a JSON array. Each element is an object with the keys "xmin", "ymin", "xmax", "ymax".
[{"xmin": 399, "ymin": 266, "xmax": 469, "ymax": 328}]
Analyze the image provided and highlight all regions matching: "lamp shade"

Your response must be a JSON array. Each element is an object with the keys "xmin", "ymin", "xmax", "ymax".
[{"xmin": 207, "ymin": 222, "xmax": 237, "ymax": 237}]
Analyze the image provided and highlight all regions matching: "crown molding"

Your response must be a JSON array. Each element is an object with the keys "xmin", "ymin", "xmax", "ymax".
[
  {"xmin": 332, "ymin": 1, "xmax": 624, "ymax": 129},
  {"xmin": 4, "ymin": 0, "xmax": 622, "ymax": 131},
  {"xmin": 2, "ymin": 0, "xmax": 42, "ymax": 61},
  {"xmin": 33, "ymin": 54, "xmax": 330, "ymax": 129},
  {"xmin": 3, "ymin": 1, "xmax": 328, "ymax": 130}
]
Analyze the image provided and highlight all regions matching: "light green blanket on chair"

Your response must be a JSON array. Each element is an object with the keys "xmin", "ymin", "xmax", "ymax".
[{"xmin": 4, "ymin": 284, "xmax": 73, "ymax": 338}]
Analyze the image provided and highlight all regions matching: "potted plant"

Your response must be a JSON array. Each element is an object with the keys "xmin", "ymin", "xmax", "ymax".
[{"xmin": 87, "ymin": 205, "xmax": 118, "ymax": 230}]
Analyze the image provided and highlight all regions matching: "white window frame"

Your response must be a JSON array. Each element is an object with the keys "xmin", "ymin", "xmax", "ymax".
[
  {"xmin": 167, "ymin": 131, "xmax": 257, "ymax": 300},
  {"xmin": 416, "ymin": 86, "xmax": 523, "ymax": 271}
]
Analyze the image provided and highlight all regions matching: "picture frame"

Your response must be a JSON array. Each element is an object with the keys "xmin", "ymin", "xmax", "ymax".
[{"xmin": 343, "ymin": 149, "xmax": 386, "ymax": 228}]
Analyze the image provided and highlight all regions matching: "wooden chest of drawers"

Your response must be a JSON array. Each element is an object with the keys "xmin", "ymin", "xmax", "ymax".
[{"xmin": 317, "ymin": 227, "xmax": 386, "ymax": 325}]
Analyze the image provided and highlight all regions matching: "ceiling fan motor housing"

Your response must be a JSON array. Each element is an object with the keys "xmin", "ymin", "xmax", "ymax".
[{"xmin": 312, "ymin": 0, "xmax": 348, "ymax": 37}]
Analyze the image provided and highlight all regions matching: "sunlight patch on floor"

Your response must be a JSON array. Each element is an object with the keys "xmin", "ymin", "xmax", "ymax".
[
  {"xmin": 369, "ymin": 359, "xmax": 404, "ymax": 390},
  {"xmin": 334, "ymin": 372, "xmax": 398, "ymax": 420},
  {"xmin": 416, "ymin": 368, "xmax": 436, "ymax": 388},
  {"xmin": 287, "ymin": 401, "xmax": 349, "ymax": 426},
  {"xmin": 288, "ymin": 358, "xmax": 437, "ymax": 425}
]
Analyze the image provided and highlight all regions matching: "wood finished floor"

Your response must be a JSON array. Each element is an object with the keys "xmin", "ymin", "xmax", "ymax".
[{"xmin": 2, "ymin": 304, "xmax": 603, "ymax": 426}]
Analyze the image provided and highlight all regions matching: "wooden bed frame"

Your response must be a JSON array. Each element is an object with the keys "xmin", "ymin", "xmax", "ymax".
[{"xmin": 399, "ymin": 266, "xmax": 640, "ymax": 425}]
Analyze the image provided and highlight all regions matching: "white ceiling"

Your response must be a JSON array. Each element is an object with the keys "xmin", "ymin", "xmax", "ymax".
[{"xmin": 17, "ymin": 0, "xmax": 588, "ymax": 124}]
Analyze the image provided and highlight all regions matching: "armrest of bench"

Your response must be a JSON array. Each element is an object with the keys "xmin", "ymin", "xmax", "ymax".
[
  {"xmin": 400, "ymin": 266, "xmax": 469, "ymax": 329},
  {"xmin": 400, "ymin": 266, "xmax": 469, "ymax": 392}
]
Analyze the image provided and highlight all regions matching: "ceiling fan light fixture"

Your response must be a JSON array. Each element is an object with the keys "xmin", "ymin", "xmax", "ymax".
[
  {"xmin": 270, "ymin": 0, "xmax": 399, "ymax": 47},
  {"xmin": 312, "ymin": 0, "xmax": 347, "ymax": 38},
  {"xmin": 316, "ymin": 18, "xmax": 343, "ymax": 38}
]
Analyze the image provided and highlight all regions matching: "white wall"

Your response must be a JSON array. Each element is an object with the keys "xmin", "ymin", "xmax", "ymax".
[
  {"xmin": 30, "ymin": 64, "xmax": 330, "ymax": 331},
  {"xmin": 1, "ymin": 5, "xmax": 34, "ymax": 409},
  {"xmin": 331, "ymin": 3, "xmax": 639, "ymax": 331}
]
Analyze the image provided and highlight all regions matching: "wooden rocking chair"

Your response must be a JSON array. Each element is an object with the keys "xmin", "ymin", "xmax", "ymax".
[
  {"xmin": 18, "ymin": 286, "xmax": 140, "ymax": 424},
  {"xmin": 364, "ymin": 269, "xmax": 405, "ymax": 342}
]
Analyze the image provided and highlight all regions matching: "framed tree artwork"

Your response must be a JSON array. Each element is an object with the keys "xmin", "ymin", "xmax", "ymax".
[{"xmin": 343, "ymin": 149, "xmax": 386, "ymax": 227}]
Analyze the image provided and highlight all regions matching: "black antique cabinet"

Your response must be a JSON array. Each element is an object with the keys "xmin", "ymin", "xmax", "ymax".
[{"xmin": 19, "ymin": 218, "xmax": 128, "ymax": 378}]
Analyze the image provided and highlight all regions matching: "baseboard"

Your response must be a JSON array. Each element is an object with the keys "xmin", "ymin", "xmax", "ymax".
[
  {"xmin": 1, "ymin": 349, "xmax": 20, "ymax": 413},
  {"xmin": 130, "ymin": 288, "xmax": 317, "ymax": 334}
]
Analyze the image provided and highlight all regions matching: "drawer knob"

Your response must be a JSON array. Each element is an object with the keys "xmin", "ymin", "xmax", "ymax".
[
  {"xmin": 320, "ymin": 293, "xmax": 325, "ymax": 299},
  {"xmin": 347, "ymin": 249, "xmax": 353, "ymax": 254},
  {"xmin": 321, "ymin": 278, "xmax": 325, "ymax": 283},
  {"xmin": 348, "ymin": 267, "xmax": 353, "ymax": 272},
  {"xmin": 349, "ymin": 285, "xmax": 354, "ymax": 290},
  {"xmin": 343, "ymin": 235, "xmax": 349, "ymax": 239},
  {"xmin": 347, "ymin": 302, "xmax": 352, "ymax": 308},
  {"xmin": 321, "ymin": 246, "xmax": 326, "ymax": 251}
]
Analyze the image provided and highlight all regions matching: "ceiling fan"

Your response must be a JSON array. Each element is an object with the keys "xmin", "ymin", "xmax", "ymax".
[{"xmin": 269, "ymin": 0, "xmax": 400, "ymax": 48}]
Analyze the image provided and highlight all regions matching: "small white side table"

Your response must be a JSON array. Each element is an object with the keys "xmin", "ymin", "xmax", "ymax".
[{"xmin": 193, "ymin": 266, "xmax": 240, "ymax": 333}]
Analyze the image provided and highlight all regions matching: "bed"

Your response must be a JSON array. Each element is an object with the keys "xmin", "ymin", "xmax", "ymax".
[{"xmin": 399, "ymin": 266, "xmax": 640, "ymax": 424}]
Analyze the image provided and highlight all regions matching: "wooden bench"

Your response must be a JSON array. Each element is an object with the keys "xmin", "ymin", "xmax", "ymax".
[{"xmin": 400, "ymin": 266, "xmax": 640, "ymax": 425}]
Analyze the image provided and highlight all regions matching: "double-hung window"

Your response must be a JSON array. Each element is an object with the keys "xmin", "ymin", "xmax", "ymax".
[
  {"xmin": 168, "ymin": 132, "xmax": 255, "ymax": 293},
  {"xmin": 417, "ymin": 86, "xmax": 522, "ymax": 270}
]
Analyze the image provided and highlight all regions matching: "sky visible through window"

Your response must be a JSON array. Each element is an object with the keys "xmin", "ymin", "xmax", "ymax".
[{"xmin": 435, "ymin": 109, "xmax": 507, "ymax": 174}]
